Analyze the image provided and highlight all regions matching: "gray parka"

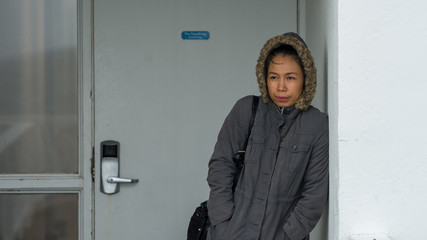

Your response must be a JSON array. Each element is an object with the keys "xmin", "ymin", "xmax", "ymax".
[{"xmin": 207, "ymin": 33, "xmax": 329, "ymax": 240}]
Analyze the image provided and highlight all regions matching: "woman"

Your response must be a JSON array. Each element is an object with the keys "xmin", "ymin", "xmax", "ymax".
[{"xmin": 207, "ymin": 33, "xmax": 328, "ymax": 240}]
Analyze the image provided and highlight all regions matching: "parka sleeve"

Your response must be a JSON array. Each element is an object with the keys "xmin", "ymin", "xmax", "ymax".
[
  {"xmin": 283, "ymin": 115, "xmax": 329, "ymax": 240},
  {"xmin": 207, "ymin": 96, "xmax": 253, "ymax": 227}
]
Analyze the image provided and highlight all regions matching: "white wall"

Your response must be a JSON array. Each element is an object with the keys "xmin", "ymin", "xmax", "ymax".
[
  {"xmin": 303, "ymin": 0, "xmax": 329, "ymax": 113},
  {"xmin": 334, "ymin": 0, "xmax": 427, "ymax": 239},
  {"xmin": 304, "ymin": 0, "xmax": 339, "ymax": 239}
]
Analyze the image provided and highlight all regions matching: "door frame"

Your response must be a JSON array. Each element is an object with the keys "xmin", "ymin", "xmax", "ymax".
[{"xmin": 80, "ymin": 0, "xmax": 94, "ymax": 239}]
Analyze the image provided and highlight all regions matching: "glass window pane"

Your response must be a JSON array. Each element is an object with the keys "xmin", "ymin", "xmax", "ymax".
[
  {"xmin": 0, "ymin": 0, "xmax": 78, "ymax": 173},
  {"xmin": 0, "ymin": 193, "xmax": 78, "ymax": 240}
]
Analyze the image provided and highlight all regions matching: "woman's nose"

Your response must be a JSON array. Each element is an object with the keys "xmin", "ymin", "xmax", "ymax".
[{"xmin": 278, "ymin": 79, "xmax": 287, "ymax": 91}]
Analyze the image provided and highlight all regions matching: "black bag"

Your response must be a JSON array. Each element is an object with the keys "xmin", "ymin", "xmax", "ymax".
[
  {"xmin": 187, "ymin": 200, "xmax": 210, "ymax": 240},
  {"xmin": 187, "ymin": 96, "xmax": 259, "ymax": 240}
]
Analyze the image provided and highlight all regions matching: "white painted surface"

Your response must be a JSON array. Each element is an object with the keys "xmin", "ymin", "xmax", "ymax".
[
  {"xmin": 301, "ymin": 0, "xmax": 337, "ymax": 238},
  {"xmin": 350, "ymin": 234, "xmax": 390, "ymax": 240},
  {"xmin": 304, "ymin": 0, "xmax": 327, "ymax": 113},
  {"xmin": 304, "ymin": 0, "xmax": 339, "ymax": 239},
  {"xmin": 331, "ymin": 0, "xmax": 427, "ymax": 239}
]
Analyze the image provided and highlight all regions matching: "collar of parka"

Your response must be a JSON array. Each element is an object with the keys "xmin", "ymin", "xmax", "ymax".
[{"xmin": 256, "ymin": 32, "xmax": 317, "ymax": 111}]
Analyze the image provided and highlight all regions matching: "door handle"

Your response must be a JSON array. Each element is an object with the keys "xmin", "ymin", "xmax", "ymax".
[
  {"xmin": 106, "ymin": 177, "xmax": 139, "ymax": 183},
  {"xmin": 100, "ymin": 140, "xmax": 139, "ymax": 194}
]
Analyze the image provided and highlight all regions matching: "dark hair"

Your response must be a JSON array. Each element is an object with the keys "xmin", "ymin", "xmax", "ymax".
[{"xmin": 264, "ymin": 44, "xmax": 305, "ymax": 80}]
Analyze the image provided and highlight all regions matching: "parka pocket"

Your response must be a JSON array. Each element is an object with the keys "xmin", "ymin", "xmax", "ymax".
[
  {"xmin": 244, "ymin": 134, "xmax": 265, "ymax": 163},
  {"xmin": 278, "ymin": 141, "xmax": 311, "ymax": 172}
]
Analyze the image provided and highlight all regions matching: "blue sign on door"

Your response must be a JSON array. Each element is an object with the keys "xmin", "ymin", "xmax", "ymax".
[{"xmin": 181, "ymin": 31, "xmax": 210, "ymax": 40}]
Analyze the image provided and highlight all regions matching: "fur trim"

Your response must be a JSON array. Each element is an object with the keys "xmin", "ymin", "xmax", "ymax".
[{"xmin": 256, "ymin": 33, "xmax": 317, "ymax": 110}]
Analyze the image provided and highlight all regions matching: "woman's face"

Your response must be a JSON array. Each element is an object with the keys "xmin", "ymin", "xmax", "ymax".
[{"xmin": 266, "ymin": 54, "xmax": 304, "ymax": 108}]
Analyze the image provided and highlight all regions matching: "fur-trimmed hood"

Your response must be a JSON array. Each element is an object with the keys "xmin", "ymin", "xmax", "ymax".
[{"xmin": 256, "ymin": 32, "xmax": 317, "ymax": 110}]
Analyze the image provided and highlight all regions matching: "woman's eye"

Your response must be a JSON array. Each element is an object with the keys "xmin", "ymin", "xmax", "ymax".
[
  {"xmin": 287, "ymin": 76, "xmax": 296, "ymax": 80},
  {"xmin": 270, "ymin": 76, "xmax": 278, "ymax": 80}
]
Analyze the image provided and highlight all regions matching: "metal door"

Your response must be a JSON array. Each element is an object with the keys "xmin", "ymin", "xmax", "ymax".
[{"xmin": 94, "ymin": 0, "xmax": 297, "ymax": 239}]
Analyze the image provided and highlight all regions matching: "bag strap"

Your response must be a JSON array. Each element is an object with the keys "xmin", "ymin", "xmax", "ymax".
[
  {"xmin": 231, "ymin": 96, "xmax": 259, "ymax": 191},
  {"xmin": 243, "ymin": 96, "xmax": 259, "ymax": 151},
  {"xmin": 233, "ymin": 96, "xmax": 259, "ymax": 167}
]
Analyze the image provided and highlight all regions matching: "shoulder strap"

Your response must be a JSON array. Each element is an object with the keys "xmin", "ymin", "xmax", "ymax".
[
  {"xmin": 242, "ymin": 96, "xmax": 259, "ymax": 150},
  {"xmin": 231, "ymin": 96, "xmax": 259, "ymax": 192}
]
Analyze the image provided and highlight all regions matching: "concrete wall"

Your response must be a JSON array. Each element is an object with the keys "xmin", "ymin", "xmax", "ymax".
[{"xmin": 323, "ymin": 0, "xmax": 427, "ymax": 239}]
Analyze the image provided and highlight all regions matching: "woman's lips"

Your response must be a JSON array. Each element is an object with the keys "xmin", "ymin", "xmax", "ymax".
[{"xmin": 277, "ymin": 96, "xmax": 289, "ymax": 101}]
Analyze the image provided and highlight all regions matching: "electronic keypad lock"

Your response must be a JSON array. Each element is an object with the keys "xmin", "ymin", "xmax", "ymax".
[{"xmin": 100, "ymin": 140, "xmax": 139, "ymax": 194}]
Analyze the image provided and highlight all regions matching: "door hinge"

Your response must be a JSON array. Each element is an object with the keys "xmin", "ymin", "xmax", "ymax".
[{"xmin": 91, "ymin": 146, "xmax": 95, "ymax": 182}]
